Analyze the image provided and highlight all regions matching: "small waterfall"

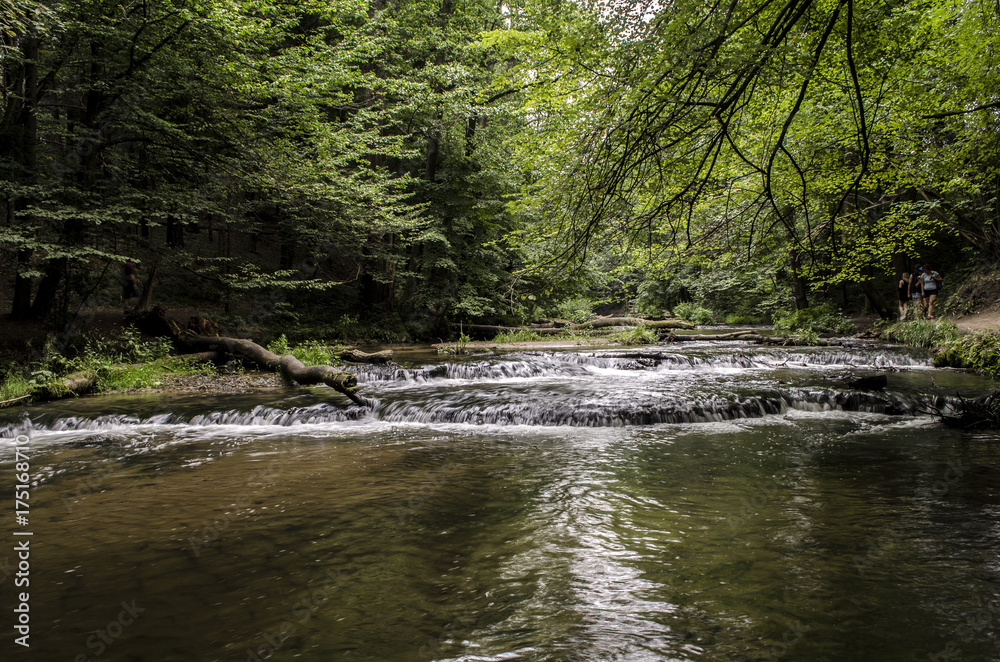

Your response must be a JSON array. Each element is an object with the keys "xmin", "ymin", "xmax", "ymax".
[
  {"xmin": 376, "ymin": 388, "xmax": 932, "ymax": 427},
  {"xmin": 0, "ymin": 403, "xmax": 372, "ymax": 436},
  {"xmin": 344, "ymin": 347, "xmax": 929, "ymax": 385},
  {"xmin": 0, "ymin": 344, "xmax": 949, "ymax": 439},
  {"xmin": 1, "ymin": 389, "xmax": 958, "ymax": 435},
  {"xmin": 347, "ymin": 357, "xmax": 591, "ymax": 384},
  {"xmin": 762, "ymin": 350, "xmax": 931, "ymax": 368}
]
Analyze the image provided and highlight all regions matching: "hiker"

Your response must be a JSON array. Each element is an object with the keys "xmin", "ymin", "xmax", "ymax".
[
  {"xmin": 921, "ymin": 264, "xmax": 943, "ymax": 319},
  {"xmin": 897, "ymin": 271, "xmax": 910, "ymax": 320}
]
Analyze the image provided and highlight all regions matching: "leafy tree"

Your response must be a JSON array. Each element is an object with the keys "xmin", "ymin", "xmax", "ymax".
[
  {"xmin": 501, "ymin": 0, "xmax": 1000, "ymax": 316},
  {"xmin": 0, "ymin": 0, "xmax": 416, "ymax": 321}
]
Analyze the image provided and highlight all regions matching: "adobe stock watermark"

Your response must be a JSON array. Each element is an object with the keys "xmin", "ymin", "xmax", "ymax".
[
  {"xmin": 926, "ymin": 598, "xmax": 1000, "ymax": 662},
  {"xmin": 728, "ymin": 478, "xmax": 788, "ymax": 533},
  {"xmin": 760, "ymin": 620, "xmax": 809, "ymax": 662},
  {"xmin": 392, "ymin": 460, "xmax": 461, "ymax": 526},
  {"xmin": 853, "ymin": 457, "xmax": 966, "ymax": 577},
  {"xmin": 63, "ymin": 466, "xmax": 117, "ymax": 513},
  {"xmin": 12, "ymin": 432, "xmax": 32, "ymax": 648},
  {"xmin": 245, "ymin": 568, "xmax": 346, "ymax": 660},
  {"xmin": 188, "ymin": 445, "xmax": 292, "ymax": 556},
  {"xmin": 73, "ymin": 599, "xmax": 145, "ymax": 661}
]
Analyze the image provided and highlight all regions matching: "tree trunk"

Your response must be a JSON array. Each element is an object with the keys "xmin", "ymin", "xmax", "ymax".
[
  {"xmin": 891, "ymin": 252, "xmax": 910, "ymax": 280},
  {"xmin": 29, "ymin": 256, "xmax": 67, "ymax": 319},
  {"xmin": 340, "ymin": 348, "xmax": 394, "ymax": 364},
  {"xmin": 11, "ymin": 248, "xmax": 33, "ymax": 319},
  {"xmin": 178, "ymin": 332, "xmax": 367, "ymax": 406},
  {"xmin": 425, "ymin": 122, "xmax": 441, "ymax": 182},
  {"xmin": 790, "ymin": 250, "xmax": 809, "ymax": 310},
  {"xmin": 859, "ymin": 278, "xmax": 891, "ymax": 319},
  {"xmin": 135, "ymin": 260, "xmax": 159, "ymax": 311}
]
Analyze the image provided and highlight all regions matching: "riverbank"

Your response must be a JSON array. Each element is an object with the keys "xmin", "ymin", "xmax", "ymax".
[
  {"xmin": 4, "ymin": 304, "xmax": 1000, "ymax": 406},
  {"xmin": 156, "ymin": 371, "xmax": 283, "ymax": 393}
]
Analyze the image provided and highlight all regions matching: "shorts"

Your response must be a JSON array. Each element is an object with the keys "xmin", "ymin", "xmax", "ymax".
[
  {"xmin": 911, "ymin": 292, "xmax": 922, "ymax": 301},
  {"xmin": 924, "ymin": 288, "xmax": 938, "ymax": 297}
]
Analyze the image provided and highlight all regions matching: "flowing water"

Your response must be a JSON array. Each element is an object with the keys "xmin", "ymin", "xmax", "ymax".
[{"xmin": 2, "ymin": 340, "xmax": 999, "ymax": 661}]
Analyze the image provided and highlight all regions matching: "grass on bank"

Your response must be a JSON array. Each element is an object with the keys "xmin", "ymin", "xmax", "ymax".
[
  {"xmin": 440, "ymin": 325, "xmax": 613, "ymax": 354},
  {"xmin": 935, "ymin": 330, "xmax": 1000, "ymax": 375},
  {"xmin": 0, "ymin": 327, "xmax": 211, "ymax": 406},
  {"xmin": 0, "ymin": 372, "xmax": 33, "ymax": 404},
  {"xmin": 492, "ymin": 329, "xmax": 544, "ymax": 344},
  {"xmin": 877, "ymin": 318, "xmax": 1000, "ymax": 375},
  {"xmin": 266, "ymin": 334, "xmax": 345, "ymax": 366},
  {"xmin": 875, "ymin": 319, "xmax": 960, "ymax": 348},
  {"xmin": 609, "ymin": 325, "xmax": 659, "ymax": 345},
  {"xmin": 489, "ymin": 325, "xmax": 656, "ymax": 347}
]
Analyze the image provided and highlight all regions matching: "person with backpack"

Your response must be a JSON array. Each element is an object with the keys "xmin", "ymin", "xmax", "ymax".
[{"xmin": 920, "ymin": 264, "xmax": 943, "ymax": 319}]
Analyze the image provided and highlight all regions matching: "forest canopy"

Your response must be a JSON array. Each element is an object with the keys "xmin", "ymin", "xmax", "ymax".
[{"xmin": 2, "ymin": 0, "xmax": 998, "ymax": 336}]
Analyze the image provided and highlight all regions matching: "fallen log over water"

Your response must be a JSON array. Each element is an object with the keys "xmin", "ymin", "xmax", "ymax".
[
  {"xmin": 48, "ymin": 370, "xmax": 98, "ymax": 398},
  {"xmin": 0, "ymin": 394, "xmax": 31, "ymax": 409},
  {"xmin": 178, "ymin": 346, "xmax": 392, "ymax": 366},
  {"xmin": 178, "ymin": 332, "xmax": 366, "ymax": 406},
  {"xmin": 339, "ymin": 348, "xmax": 394, "ymax": 364},
  {"xmin": 128, "ymin": 307, "xmax": 367, "ymax": 405},
  {"xmin": 0, "ymin": 369, "xmax": 98, "ymax": 409},
  {"xmin": 659, "ymin": 331, "xmax": 759, "ymax": 342}
]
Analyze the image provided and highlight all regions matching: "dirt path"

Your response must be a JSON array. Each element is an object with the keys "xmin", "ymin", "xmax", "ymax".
[{"xmin": 951, "ymin": 310, "xmax": 1000, "ymax": 334}]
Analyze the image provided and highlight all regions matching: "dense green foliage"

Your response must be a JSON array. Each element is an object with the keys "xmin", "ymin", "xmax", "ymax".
[
  {"xmin": 2, "ymin": 0, "xmax": 999, "ymax": 338},
  {"xmin": 609, "ymin": 325, "xmax": 658, "ymax": 345},
  {"xmin": 935, "ymin": 330, "xmax": 1000, "ymax": 375},
  {"xmin": 266, "ymin": 334, "xmax": 344, "ymax": 366},
  {"xmin": 774, "ymin": 303, "xmax": 855, "ymax": 335},
  {"xmin": 500, "ymin": 0, "xmax": 1000, "ymax": 320},
  {"xmin": 672, "ymin": 303, "xmax": 715, "ymax": 326},
  {"xmin": 0, "ymin": 326, "xmax": 207, "ymax": 403}
]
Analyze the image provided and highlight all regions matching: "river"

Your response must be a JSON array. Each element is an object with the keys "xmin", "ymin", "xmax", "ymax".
[{"xmin": 1, "ymin": 341, "xmax": 998, "ymax": 661}]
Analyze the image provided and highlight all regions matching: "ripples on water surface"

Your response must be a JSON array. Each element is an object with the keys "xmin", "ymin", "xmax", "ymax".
[{"xmin": 1, "ymin": 343, "xmax": 999, "ymax": 661}]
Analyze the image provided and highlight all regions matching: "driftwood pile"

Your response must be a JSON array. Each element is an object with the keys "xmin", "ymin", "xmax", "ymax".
[{"xmin": 926, "ymin": 391, "xmax": 1000, "ymax": 429}]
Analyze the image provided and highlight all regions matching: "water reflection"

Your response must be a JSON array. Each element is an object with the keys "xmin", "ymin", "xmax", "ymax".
[{"xmin": 0, "ymin": 344, "xmax": 998, "ymax": 661}]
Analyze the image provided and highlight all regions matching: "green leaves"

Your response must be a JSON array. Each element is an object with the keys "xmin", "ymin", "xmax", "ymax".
[{"xmin": 504, "ymin": 0, "xmax": 1000, "ymax": 316}]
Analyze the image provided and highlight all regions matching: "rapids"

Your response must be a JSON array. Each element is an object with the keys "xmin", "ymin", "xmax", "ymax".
[{"xmin": 1, "ymin": 341, "xmax": 998, "ymax": 661}]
